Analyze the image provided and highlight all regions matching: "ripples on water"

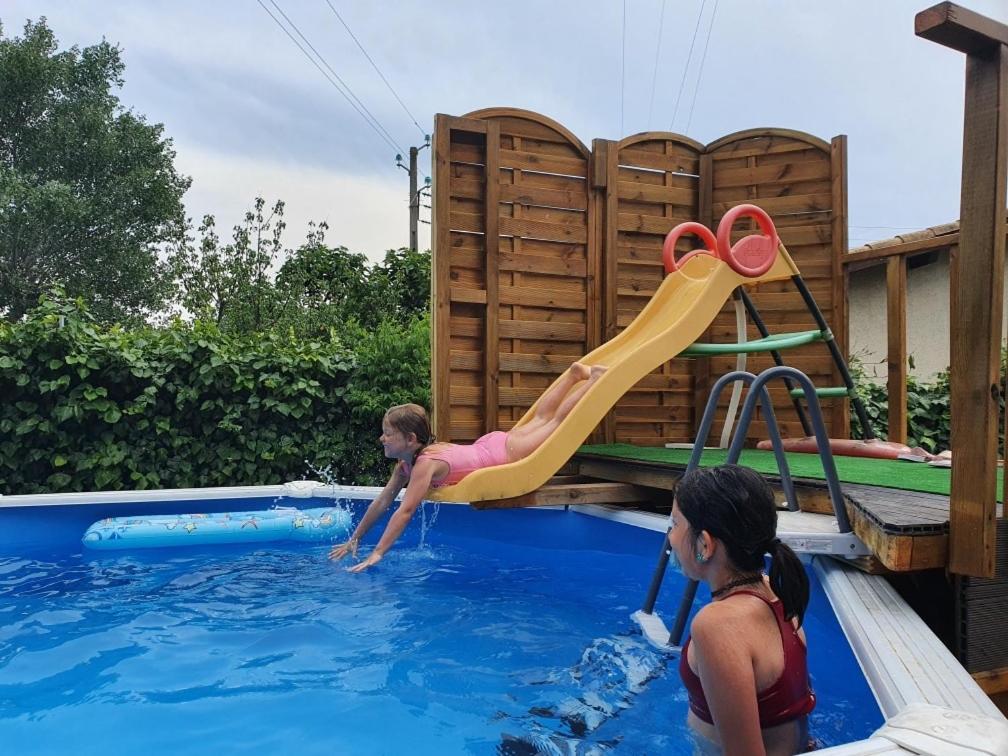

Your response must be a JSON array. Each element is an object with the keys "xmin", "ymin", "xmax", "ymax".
[{"xmin": 0, "ymin": 512, "xmax": 880, "ymax": 754}]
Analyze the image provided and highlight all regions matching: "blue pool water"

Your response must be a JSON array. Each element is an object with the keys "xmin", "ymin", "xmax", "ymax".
[{"xmin": 0, "ymin": 498, "xmax": 882, "ymax": 754}]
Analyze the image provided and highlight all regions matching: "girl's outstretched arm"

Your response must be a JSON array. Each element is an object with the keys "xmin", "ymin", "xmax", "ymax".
[
  {"xmin": 328, "ymin": 464, "xmax": 407, "ymax": 561},
  {"xmin": 348, "ymin": 458, "xmax": 438, "ymax": 573}
]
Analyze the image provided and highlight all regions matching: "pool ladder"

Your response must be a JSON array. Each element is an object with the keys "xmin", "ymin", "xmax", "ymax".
[{"xmin": 632, "ymin": 365, "xmax": 853, "ymax": 652}]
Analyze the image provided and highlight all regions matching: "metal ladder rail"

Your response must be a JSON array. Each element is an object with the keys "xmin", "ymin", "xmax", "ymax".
[
  {"xmin": 637, "ymin": 371, "xmax": 797, "ymax": 639},
  {"xmin": 728, "ymin": 366, "xmax": 851, "ymax": 533},
  {"xmin": 639, "ymin": 366, "xmax": 851, "ymax": 650},
  {"xmin": 663, "ymin": 366, "xmax": 852, "ymax": 648}
]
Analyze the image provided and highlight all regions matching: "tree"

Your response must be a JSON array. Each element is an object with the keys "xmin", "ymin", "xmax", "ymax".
[
  {"xmin": 270, "ymin": 241, "xmax": 431, "ymax": 337},
  {"xmin": 369, "ymin": 247, "xmax": 431, "ymax": 324},
  {"xmin": 0, "ymin": 19, "xmax": 190, "ymax": 323},
  {"xmin": 169, "ymin": 196, "xmax": 285, "ymax": 333},
  {"xmin": 271, "ymin": 225, "xmax": 376, "ymax": 336}
]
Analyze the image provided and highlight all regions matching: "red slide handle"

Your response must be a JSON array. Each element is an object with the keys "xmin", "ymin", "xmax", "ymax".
[
  {"xmin": 717, "ymin": 204, "xmax": 779, "ymax": 277},
  {"xmin": 663, "ymin": 222, "xmax": 719, "ymax": 275}
]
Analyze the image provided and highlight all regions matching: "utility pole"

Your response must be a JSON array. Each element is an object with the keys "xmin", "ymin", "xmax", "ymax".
[{"xmin": 397, "ymin": 135, "xmax": 431, "ymax": 250}]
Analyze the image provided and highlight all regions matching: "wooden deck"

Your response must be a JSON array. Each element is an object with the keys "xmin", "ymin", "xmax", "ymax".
[{"xmin": 573, "ymin": 451, "xmax": 951, "ymax": 572}]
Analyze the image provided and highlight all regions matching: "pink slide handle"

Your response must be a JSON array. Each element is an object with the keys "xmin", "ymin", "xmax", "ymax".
[
  {"xmin": 663, "ymin": 222, "xmax": 719, "ymax": 275},
  {"xmin": 716, "ymin": 204, "xmax": 779, "ymax": 277}
]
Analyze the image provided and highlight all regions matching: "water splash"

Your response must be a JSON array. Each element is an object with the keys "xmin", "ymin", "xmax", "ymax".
[
  {"xmin": 499, "ymin": 631, "xmax": 669, "ymax": 752},
  {"xmin": 417, "ymin": 501, "xmax": 441, "ymax": 549}
]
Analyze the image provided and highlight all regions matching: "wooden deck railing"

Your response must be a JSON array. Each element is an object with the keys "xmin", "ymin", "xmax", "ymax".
[{"xmin": 841, "ymin": 227, "xmax": 962, "ymax": 446}]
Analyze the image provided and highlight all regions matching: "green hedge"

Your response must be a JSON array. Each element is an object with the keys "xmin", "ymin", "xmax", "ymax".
[
  {"xmin": 0, "ymin": 297, "xmax": 430, "ymax": 494},
  {"xmin": 849, "ymin": 358, "xmax": 1006, "ymax": 455}
]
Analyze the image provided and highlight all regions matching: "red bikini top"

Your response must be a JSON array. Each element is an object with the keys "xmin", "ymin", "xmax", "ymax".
[{"xmin": 678, "ymin": 590, "xmax": 816, "ymax": 728}]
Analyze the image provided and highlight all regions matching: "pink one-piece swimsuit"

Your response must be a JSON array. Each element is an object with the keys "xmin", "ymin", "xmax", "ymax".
[{"xmin": 407, "ymin": 431, "xmax": 510, "ymax": 487}]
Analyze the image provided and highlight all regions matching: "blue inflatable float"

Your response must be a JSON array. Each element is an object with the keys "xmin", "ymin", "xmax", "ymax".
[{"xmin": 82, "ymin": 506, "xmax": 352, "ymax": 550}]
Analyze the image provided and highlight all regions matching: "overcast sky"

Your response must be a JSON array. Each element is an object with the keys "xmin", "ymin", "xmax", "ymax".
[{"xmin": 5, "ymin": 1, "xmax": 1007, "ymax": 262}]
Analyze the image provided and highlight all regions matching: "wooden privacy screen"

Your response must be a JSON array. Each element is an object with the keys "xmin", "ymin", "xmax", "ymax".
[{"xmin": 432, "ymin": 108, "xmax": 849, "ymax": 447}]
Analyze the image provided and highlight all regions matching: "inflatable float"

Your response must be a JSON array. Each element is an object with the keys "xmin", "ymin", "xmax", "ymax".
[{"xmin": 82, "ymin": 506, "xmax": 351, "ymax": 550}]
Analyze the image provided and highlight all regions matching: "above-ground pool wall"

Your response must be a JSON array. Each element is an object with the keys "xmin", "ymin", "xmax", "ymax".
[
  {"xmin": 957, "ymin": 518, "xmax": 1008, "ymax": 697},
  {"xmin": 431, "ymin": 108, "xmax": 851, "ymax": 448}
]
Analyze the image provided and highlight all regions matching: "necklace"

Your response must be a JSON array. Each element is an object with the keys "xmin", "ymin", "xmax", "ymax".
[{"xmin": 710, "ymin": 573, "xmax": 765, "ymax": 600}]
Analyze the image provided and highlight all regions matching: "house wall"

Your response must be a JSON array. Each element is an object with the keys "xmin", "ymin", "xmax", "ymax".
[{"xmin": 848, "ymin": 250, "xmax": 1008, "ymax": 382}]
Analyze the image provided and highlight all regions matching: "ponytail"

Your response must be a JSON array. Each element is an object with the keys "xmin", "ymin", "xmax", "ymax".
[
  {"xmin": 767, "ymin": 538, "xmax": 810, "ymax": 627},
  {"xmin": 677, "ymin": 465, "xmax": 811, "ymax": 626}
]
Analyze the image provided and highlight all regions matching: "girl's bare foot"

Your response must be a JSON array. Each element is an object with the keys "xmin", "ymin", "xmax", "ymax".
[
  {"xmin": 589, "ymin": 365, "xmax": 608, "ymax": 380},
  {"xmin": 570, "ymin": 362, "xmax": 591, "ymax": 381}
]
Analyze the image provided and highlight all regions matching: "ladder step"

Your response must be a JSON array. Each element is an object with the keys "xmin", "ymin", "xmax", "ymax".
[
  {"xmin": 681, "ymin": 330, "xmax": 824, "ymax": 356},
  {"xmin": 789, "ymin": 386, "xmax": 851, "ymax": 398}
]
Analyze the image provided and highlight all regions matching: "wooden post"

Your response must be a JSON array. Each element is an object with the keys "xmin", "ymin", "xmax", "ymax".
[
  {"xmin": 886, "ymin": 256, "xmax": 908, "ymax": 445},
  {"xmin": 692, "ymin": 152, "xmax": 714, "ymax": 440},
  {"xmin": 483, "ymin": 122, "xmax": 501, "ymax": 434},
  {"xmin": 917, "ymin": 3, "xmax": 1008, "ymax": 577},
  {"xmin": 431, "ymin": 115, "xmax": 453, "ymax": 440},
  {"xmin": 830, "ymin": 135, "xmax": 852, "ymax": 439},
  {"xmin": 589, "ymin": 139, "xmax": 609, "ymax": 443},
  {"xmin": 594, "ymin": 138, "xmax": 619, "ymax": 444}
]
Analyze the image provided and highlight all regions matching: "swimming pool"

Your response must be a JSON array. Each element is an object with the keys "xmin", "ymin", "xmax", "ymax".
[{"xmin": 0, "ymin": 490, "xmax": 882, "ymax": 754}]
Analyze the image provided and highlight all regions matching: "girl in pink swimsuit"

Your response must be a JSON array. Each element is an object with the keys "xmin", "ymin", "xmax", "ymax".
[
  {"xmin": 329, "ymin": 361, "xmax": 606, "ymax": 572},
  {"xmin": 668, "ymin": 465, "xmax": 815, "ymax": 754}
]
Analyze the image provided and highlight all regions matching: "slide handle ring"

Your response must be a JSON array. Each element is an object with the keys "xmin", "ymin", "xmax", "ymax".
[
  {"xmin": 717, "ymin": 204, "xmax": 779, "ymax": 277},
  {"xmin": 663, "ymin": 222, "xmax": 719, "ymax": 275}
]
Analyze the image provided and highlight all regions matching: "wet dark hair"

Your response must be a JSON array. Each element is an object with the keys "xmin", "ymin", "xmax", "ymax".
[
  {"xmin": 675, "ymin": 464, "xmax": 809, "ymax": 625},
  {"xmin": 384, "ymin": 404, "xmax": 436, "ymax": 466}
]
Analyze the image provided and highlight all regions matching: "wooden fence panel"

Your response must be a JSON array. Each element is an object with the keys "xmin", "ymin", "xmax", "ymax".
[
  {"xmin": 433, "ymin": 113, "xmax": 848, "ymax": 450},
  {"xmin": 433, "ymin": 109, "xmax": 597, "ymax": 441},
  {"xmin": 600, "ymin": 134, "xmax": 704, "ymax": 445},
  {"xmin": 702, "ymin": 130, "xmax": 848, "ymax": 446}
]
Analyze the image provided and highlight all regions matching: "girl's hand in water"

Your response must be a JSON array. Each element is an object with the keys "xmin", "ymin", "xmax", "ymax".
[
  {"xmin": 348, "ymin": 551, "xmax": 383, "ymax": 573},
  {"xmin": 328, "ymin": 537, "xmax": 358, "ymax": 561}
]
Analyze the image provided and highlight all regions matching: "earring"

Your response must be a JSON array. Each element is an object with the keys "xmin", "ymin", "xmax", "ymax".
[{"xmin": 695, "ymin": 551, "xmax": 706, "ymax": 563}]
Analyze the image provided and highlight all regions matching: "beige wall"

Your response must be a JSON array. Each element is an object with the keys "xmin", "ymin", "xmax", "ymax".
[{"xmin": 848, "ymin": 250, "xmax": 1008, "ymax": 382}]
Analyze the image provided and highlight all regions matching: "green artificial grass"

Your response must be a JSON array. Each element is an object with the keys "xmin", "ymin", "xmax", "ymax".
[{"xmin": 578, "ymin": 444, "xmax": 1005, "ymax": 503}]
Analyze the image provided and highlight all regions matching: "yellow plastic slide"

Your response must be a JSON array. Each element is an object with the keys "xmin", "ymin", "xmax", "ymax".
[{"xmin": 428, "ymin": 251, "xmax": 795, "ymax": 503}]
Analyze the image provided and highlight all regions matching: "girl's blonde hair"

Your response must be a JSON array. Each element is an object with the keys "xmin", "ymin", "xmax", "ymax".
[{"xmin": 384, "ymin": 403, "xmax": 435, "ymax": 446}]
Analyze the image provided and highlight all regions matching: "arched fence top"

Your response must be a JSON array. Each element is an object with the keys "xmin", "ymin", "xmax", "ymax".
[
  {"xmin": 616, "ymin": 131, "xmax": 706, "ymax": 153},
  {"xmin": 462, "ymin": 107, "xmax": 590, "ymax": 159},
  {"xmin": 705, "ymin": 127, "xmax": 831, "ymax": 154}
]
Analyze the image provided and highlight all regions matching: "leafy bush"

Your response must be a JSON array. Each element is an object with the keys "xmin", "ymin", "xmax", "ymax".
[
  {"xmin": 849, "ymin": 355, "xmax": 1002, "ymax": 454},
  {"xmin": 344, "ymin": 315, "xmax": 432, "ymax": 480},
  {"xmin": 0, "ymin": 295, "xmax": 431, "ymax": 494}
]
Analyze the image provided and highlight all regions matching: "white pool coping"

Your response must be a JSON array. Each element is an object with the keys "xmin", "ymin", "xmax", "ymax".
[
  {"xmin": 0, "ymin": 481, "xmax": 387, "ymax": 508},
  {"xmin": 3, "ymin": 484, "xmax": 1005, "ymax": 752}
]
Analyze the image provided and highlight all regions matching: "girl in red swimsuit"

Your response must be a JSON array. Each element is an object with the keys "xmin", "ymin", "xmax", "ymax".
[
  {"xmin": 329, "ymin": 362, "xmax": 606, "ymax": 572},
  {"xmin": 668, "ymin": 465, "xmax": 815, "ymax": 755}
]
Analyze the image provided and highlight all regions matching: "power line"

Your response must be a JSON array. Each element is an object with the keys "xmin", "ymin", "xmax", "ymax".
[
  {"xmin": 620, "ymin": 0, "xmax": 627, "ymax": 135},
  {"xmin": 323, "ymin": 0, "xmax": 427, "ymax": 138},
  {"xmin": 685, "ymin": 0, "xmax": 719, "ymax": 134},
  {"xmin": 669, "ymin": 0, "xmax": 707, "ymax": 132},
  {"xmin": 257, "ymin": 0, "xmax": 399, "ymax": 155},
  {"xmin": 260, "ymin": 0, "xmax": 404, "ymax": 155},
  {"xmin": 646, "ymin": 0, "xmax": 667, "ymax": 130},
  {"xmin": 268, "ymin": 0, "xmax": 404, "ymax": 153}
]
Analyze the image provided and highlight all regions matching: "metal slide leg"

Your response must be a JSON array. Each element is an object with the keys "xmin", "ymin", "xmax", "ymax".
[
  {"xmin": 719, "ymin": 292, "xmax": 749, "ymax": 449},
  {"xmin": 739, "ymin": 289, "xmax": 814, "ymax": 437},
  {"xmin": 790, "ymin": 275, "xmax": 876, "ymax": 441}
]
